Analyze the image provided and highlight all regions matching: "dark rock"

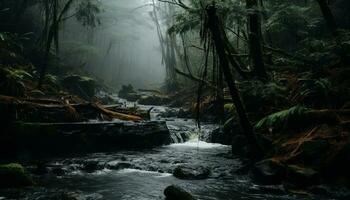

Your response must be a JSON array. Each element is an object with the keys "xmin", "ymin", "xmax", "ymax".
[
  {"xmin": 286, "ymin": 165, "xmax": 320, "ymax": 186},
  {"xmin": 33, "ymin": 163, "xmax": 48, "ymax": 175},
  {"xmin": 138, "ymin": 95, "xmax": 171, "ymax": 106},
  {"xmin": 164, "ymin": 185, "xmax": 196, "ymax": 200},
  {"xmin": 52, "ymin": 167, "xmax": 66, "ymax": 176},
  {"xmin": 11, "ymin": 121, "xmax": 171, "ymax": 154},
  {"xmin": 297, "ymin": 139, "xmax": 329, "ymax": 164},
  {"xmin": 208, "ymin": 128, "xmax": 231, "ymax": 145},
  {"xmin": 173, "ymin": 165, "xmax": 210, "ymax": 180},
  {"xmin": 0, "ymin": 163, "xmax": 34, "ymax": 188},
  {"xmin": 61, "ymin": 75, "xmax": 96, "ymax": 99},
  {"xmin": 231, "ymin": 134, "xmax": 255, "ymax": 158},
  {"xmin": 252, "ymin": 158, "xmax": 286, "ymax": 185},
  {"xmin": 106, "ymin": 161, "xmax": 132, "ymax": 170},
  {"xmin": 82, "ymin": 161, "xmax": 104, "ymax": 173},
  {"xmin": 118, "ymin": 84, "xmax": 141, "ymax": 102}
]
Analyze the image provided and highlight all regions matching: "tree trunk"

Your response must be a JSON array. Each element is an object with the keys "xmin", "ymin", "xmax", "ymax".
[
  {"xmin": 206, "ymin": 5, "xmax": 261, "ymax": 158},
  {"xmin": 246, "ymin": 0, "xmax": 267, "ymax": 78},
  {"xmin": 315, "ymin": 0, "xmax": 349, "ymax": 64},
  {"xmin": 315, "ymin": 0, "xmax": 338, "ymax": 37}
]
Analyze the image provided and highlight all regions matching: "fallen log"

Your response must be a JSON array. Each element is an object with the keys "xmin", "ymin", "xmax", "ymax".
[
  {"xmin": 0, "ymin": 95, "xmax": 143, "ymax": 123},
  {"xmin": 93, "ymin": 103, "xmax": 142, "ymax": 122}
]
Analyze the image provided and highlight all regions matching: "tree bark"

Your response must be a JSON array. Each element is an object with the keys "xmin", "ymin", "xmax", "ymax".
[
  {"xmin": 246, "ymin": 0, "xmax": 267, "ymax": 78},
  {"xmin": 206, "ymin": 5, "xmax": 261, "ymax": 158},
  {"xmin": 315, "ymin": 0, "xmax": 338, "ymax": 37}
]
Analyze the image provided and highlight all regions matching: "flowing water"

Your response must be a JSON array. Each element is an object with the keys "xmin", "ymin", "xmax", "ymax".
[{"xmin": 1, "ymin": 98, "xmax": 349, "ymax": 200}]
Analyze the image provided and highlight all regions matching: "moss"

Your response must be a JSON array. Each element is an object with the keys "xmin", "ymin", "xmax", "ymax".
[
  {"xmin": 0, "ymin": 163, "xmax": 34, "ymax": 188},
  {"xmin": 61, "ymin": 74, "xmax": 96, "ymax": 99}
]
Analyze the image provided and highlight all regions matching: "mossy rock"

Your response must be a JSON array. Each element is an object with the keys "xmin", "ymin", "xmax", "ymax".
[
  {"xmin": 138, "ymin": 95, "xmax": 171, "ymax": 106},
  {"xmin": 164, "ymin": 185, "xmax": 196, "ymax": 200},
  {"xmin": 61, "ymin": 75, "xmax": 96, "ymax": 99},
  {"xmin": 0, "ymin": 163, "xmax": 34, "ymax": 188}
]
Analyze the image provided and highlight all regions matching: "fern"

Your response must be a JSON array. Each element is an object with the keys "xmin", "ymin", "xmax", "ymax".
[
  {"xmin": 255, "ymin": 105, "xmax": 309, "ymax": 131},
  {"xmin": 4, "ymin": 68, "xmax": 32, "ymax": 80}
]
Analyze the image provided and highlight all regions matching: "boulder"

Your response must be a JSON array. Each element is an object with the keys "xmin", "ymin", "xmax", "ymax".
[
  {"xmin": 106, "ymin": 161, "xmax": 133, "ymax": 170},
  {"xmin": 252, "ymin": 158, "xmax": 286, "ymax": 185},
  {"xmin": 138, "ymin": 95, "xmax": 171, "ymax": 106},
  {"xmin": 297, "ymin": 139, "xmax": 329, "ymax": 165},
  {"xmin": 286, "ymin": 165, "xmax": 320, "ymax": 186},
  {"xmin": 208, "ymin": 128, "xmax": 231, "ymax": 145},
  {"xmin": 61, "ymin": 75, "xmax": 96, "ymax": 99},
  {"xmin": 164, "ymin": 185, "xmax": 196, "ymax": 200},
  {"xmin": 118, "ymin": 84, "xmax": 141, "ymax": 102},
  {"xmin": 10, "ymin": 121, "xmax": 171, "ymax": 154},
  {"xmin": 173, "ymin": 165, "xmax": 210, "ymax": 180},
  {"xmin": 0, "ymin": 163, "xmax": 34, "ymax": 188},
  {"xmin": 81, "ymin": 161, "xmax": 105, "ymax": 173}
]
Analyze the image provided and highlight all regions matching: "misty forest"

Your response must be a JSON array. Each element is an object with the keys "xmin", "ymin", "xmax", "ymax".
[{"xmin": 1, "ymin": 0, "xmax": 350, "ymax": 199}]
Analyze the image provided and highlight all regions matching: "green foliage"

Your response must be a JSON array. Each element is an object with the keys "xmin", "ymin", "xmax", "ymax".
[
  {"xmin": 255, "ymin": 105, "xmax": 309, "ymax": 132},
  {"xmin": 294, "ymin": 78, "xmax": 332, "ymax": 108},
  {"xmin": 265, "ymin": 6, "xmax": 310, "ymax": 49},
  {"xmin": 168, "ymin": 13, "xmax": 200, "ymax": 34},
  {"xmin": 75, "ymin": 0, "xmax": 102, "ymax": 27},
  {"xmin": 4, "ymin": 68, "xmax": 32, "ymax": 80},
  {"xmin": 0, "ymin": 32, "xmax": 31, "ymax": 64},
  {"xmin": 238, "ymin": 81, "xmax": 288, "ymax": 112},
  {"xmin": 0, "ymin": 67, "xmax": 33, "ymax": 97}
]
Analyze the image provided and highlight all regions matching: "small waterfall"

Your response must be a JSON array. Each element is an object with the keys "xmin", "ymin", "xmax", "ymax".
[{"xmin": 169, "ymin": 130, "xmax": 194, "ymax": 143}]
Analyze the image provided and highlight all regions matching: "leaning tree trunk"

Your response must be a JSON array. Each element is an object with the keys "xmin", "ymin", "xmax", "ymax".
[
  {"xmin": 206, "ymin": 5, "xmax": 262, "ymax": 158},
  {"xmin": 246, "ymin": 0, "xmax": 267, "ymax": 78}
]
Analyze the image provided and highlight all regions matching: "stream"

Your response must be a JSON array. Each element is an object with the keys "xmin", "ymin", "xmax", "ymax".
[{"xmin": 0, "ymin": 98, "xmax": 349, "ymax": 200}]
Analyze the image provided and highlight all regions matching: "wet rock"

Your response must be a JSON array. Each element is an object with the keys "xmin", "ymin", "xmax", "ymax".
[
  {"xmin": 231, "ymin": 134, "xmax": 254, "ymax": 158},
  {"xmin": 286, "ymin": 165, "xmax": 320, "ymax": 186},
  {"xmin": 61, "ymin": 75, "xmax": 96, "ymax": 99},
  {"xmin": 118, "ymin": 84, "xmax": 141, "ymax": 102},
  {"xmin": 33, "ymin": 163, "xmax": 49, "ymax": 175},
  {"xmin": 252, "ymin": 158, "xmax": 286, "ymax": 185},
  {"xmin": 298, "ymin": 139, "xmax": 329, "ymax": 164},
  {"xmin": 82, "ymin": 161, "xmax": 104, "ymax": 173},
  {"xmin": 106, "ymin": 161, "xmax": 132, "ymax": 170},
  {"xmin": 173, "ymin": 165, "xmax": 210, "ymax": 180},
  {"xmin": 250, "ymin": 185, "xmax": 287, "ymax": 195},
  {"xmin": 208, "ymin": 128, "xmax": 231, "ymax": 145},
  {"xmin": 138, "ymin": 95, "xmax": 171, "ymax": 106},
  {"xmin": 52, "ymin": 167, "xmax": 66, "ymax": 176},
  {"xmin": 34, "ymin": 190, "xmax": 103, "ymax": 200},
  {"xmin": 11, "ymin": 121, "xmax": 171, "ymax": 154},
  {"xmin": 0, "ymin": 163, "xmax": 34, "ymax": 188},
  {"xmin": 164, "ymin": 185, "xmax": 196, "ymax": 200}
]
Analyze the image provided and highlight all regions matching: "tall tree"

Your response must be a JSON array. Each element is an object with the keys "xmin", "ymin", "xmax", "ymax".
[
  {"xmin": 315, "ymin": 0, "xmax": 349, "ymax": 64},
  {"xmin": 246, "ymin": 0, "xmax": 267, "ymax": 78},
  {"xmin": 205, "ymin": 5, "xmax": 261, "ymax": 158}
]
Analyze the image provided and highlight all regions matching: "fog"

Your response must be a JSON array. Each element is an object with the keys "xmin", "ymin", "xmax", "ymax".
[{"xmin": 60, "ymin": 0, "xmax": 166, "ymax": 90}]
